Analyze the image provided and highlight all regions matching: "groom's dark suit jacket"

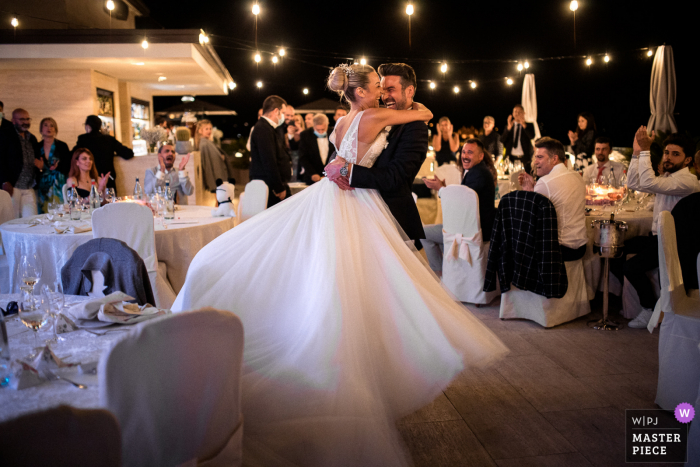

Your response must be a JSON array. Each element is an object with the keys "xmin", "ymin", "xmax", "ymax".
[
  {"xmin": 249, "ymin": 118, "xmax": 292, "ymax": 207},
  {"xmin": 350, "ymin": 121, "xmax": 428, "ymax": 243}
]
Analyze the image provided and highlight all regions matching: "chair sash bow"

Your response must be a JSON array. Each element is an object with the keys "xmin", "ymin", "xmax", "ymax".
[{"xmin": 443, "ymin": 230, "xmax": 482, "ymax": 265}]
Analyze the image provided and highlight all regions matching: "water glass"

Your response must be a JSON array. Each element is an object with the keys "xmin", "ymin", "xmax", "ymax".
[{"xmin": 42, "ymin": 283, "xmax": 66, "ymax": 343}]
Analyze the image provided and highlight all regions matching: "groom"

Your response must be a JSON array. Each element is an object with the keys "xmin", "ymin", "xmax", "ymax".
[{"xmin": 325, "ymin": 63, "xmax": 427, "ymax": 248}]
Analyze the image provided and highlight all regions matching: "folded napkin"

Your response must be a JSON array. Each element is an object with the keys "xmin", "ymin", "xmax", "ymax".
[
  {"xmin": 9, "ymin": 345, "xmax": 76, "ymax": 390},
  {"xmin": 66, "ymin": 291, "xmax": 169, "ymax": 326},
  {"xmin": 53, "ymin": 221, "xmax": 92, "ymax": 234}
]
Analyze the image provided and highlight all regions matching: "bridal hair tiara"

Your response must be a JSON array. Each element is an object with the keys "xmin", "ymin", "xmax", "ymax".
[{"xmin": 338, "ymin": 63, "xmax": 354, "ymax": 77}]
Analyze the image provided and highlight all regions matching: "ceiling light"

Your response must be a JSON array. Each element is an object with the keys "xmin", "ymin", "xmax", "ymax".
[
  {"xmin": 133, "ymin": 62, "xmax": 145, "ymax": 66},
  {"xmin": 158, "ymin": 76, "xmax": 167, "ymax": 82},
  {"xmin": 181, "ymin": 96, "xmax": 195, "ymax": 102}
]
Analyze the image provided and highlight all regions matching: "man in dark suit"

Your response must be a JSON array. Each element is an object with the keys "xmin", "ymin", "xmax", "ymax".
[
  {"xmin": 500, "ymin": 104, "xmax": 536, "ymax": 170},
  {"xmin": 421, "ymin": 138, "xmax": 496, "ymax": 274},
  {"xmin": 298, "ymin": 113, "xmax": 334, "ymax": 185},
  {"xmin": 249, "ymin": 95, "xmax": 292, "ymax": 208},
  {"xmin": 2, "ymin": 108, "xmax": 39, "ymax": 218},
  {"xmin": 0, "ymin": 101, "xmax": 24, "ymax": 198},
  {"xmin": 73, "ymin": 115, "xmax": 133, "ymax": 192}
]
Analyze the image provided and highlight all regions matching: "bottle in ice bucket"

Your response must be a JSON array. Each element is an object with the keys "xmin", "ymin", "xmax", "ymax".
[
  {"xmin": 89, "ymin": 180, "xmax": 100, "ymax": 214},
  {"xmin": 164, "ymin": 181, "xmax": 175, "ymax": 220},
  {"xmin": 133, "ymin": 177, "xmax": 144, "ymax": 200}
]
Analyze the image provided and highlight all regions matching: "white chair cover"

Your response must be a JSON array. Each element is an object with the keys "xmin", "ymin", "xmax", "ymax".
[
  {"xmin": 500, "ymin": 259, "xmax": 591, "ymax": 328},
  {"xmin": 440, "ymin": 185, "xmax": 499, "ymax": 305},
  {"xmin": 433, "ymin": 164, "xmax": 462, "ymax": 186},
  {"xmin": 61, "ymin": 184, "xmax": 69, "ymax": 205},
  {"xmin": 91, "ymin": 202, "xmax": 176, "ymax": 308},
  {"xmin": 99, "ymin": 308, "xmax": 245, "ymax": 467},
  {"xmin": 0, "ymin": 190, "xmax": 14, "ymax": 293},
  {"xmin": 687, "ymin": 344, "xmax": 700, "ymax": 466},
  {"xmin": 651, "ymin": 212, "xmax": 700, "ymax": 410},
  {"xmin": 238, "ymin": 180, "xmax": 268, "ymax": 223}
]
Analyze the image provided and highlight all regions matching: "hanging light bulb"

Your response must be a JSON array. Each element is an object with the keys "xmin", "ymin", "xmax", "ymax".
[
  {"xmin": 406, "ymin": 4, "xmax": 414, "ymax": 15},
  {"xmin": 254, "ymin": 53, "xmax": 261, "ymax": 63},
  {"xmin": 506, "ymin": 78, "xmax": 513, "ymax": 85},
  {"xmin": 252, "ymin": 3, "xmax": 260, "ymax": 15},
  {"xmin": 604, "ymin": 54, "xmax": 610, "ymax": 63},
  {"xmin": 523, "ymin": 61, "xmax": 530, "ymax": 69},
  {"xmin": 228, "ymin": 81, "xmax": 236, "ymax": 90},
  {"xmin": 517, "ymin": 63, "xmax": 524, "ymax": 71},
  {"xmin": 272, "ymin": 55, "xmax": 279, "ymax": 64},
  {"xmin": 279, "ymin": 48, "xmax": 286, "ymax": 57},
  {"xmin": 429, "ymin": 82, "xmax": 436, "ymax": 89},
  {"xmin": 303, "ymin": 88, "xmax": 309, "ymax": 95},
  {"xmin": 586, "ymin": 57, "xmax": 593, "ymax": 66},
  {"xmin": 106, "ymin": 0, "xmax": 115, "ymax": 11},
  {"xmin": 470, "ymin": 82, "xmax": 477, "ymax": 89},
  {"xmin": 647, "ymin": 49, "xmax": 654, "ymax": 57},
  {"xmin": 453, "ymin": 86, "xmax": 460, "ymax": 94},
  {"xmin": 256, "ymin": 81, "xmax": 263, "ymax": 88},
  {"xmin": 360, "ymin": 58, "xmax": 367, "ymax": 65},
  {"xmin": 141, "ymin": 39, "xmax": 149, "ymax": 49},
  {"xmin": 570, "ymin": 0, "xmax": 578, "ymax": 11},
  {"xmin": 440, "ymin": 63, "xmax": 448, "ymax": 73}
]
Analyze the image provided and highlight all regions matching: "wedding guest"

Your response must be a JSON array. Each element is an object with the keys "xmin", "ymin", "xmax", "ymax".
[
  {"xmin": 568, "ymin": 112, "xmax": 597, "ymax": 169},
  {"xmin": 299, "ymin": 113, "xmax": 331, "ymax": 185},
  {"xmin": 421, "ymin": 138, "xmax": 496, "ymax": 274},
  {"xmin": 0, "ymin": 102, "xmax": 26, "ymax": 209},
  {"xmin": 305, "ymin": 113, "xmax": 314, "ymax": 129},
  {"xmin": 195, "ymin": 119, "xmax": 228, "ymax": 193},
  {"xmin": 432, "ymin": 117, "xmax": 460, "ymax": 167},
  {"xmin": 246, "ymin": 108, "xmax": 264, "ymax": 152},
  {"xmin": 501, "ymin": 104, "xmax": 536, "ymax": 170},
  {"xmin": 34, "ymin": 117, "xmax": 71, "ymax": 212},
  {"xmin": 4, "ymin": 109, "xmax": 39, "ymax": 218},
  {"xmin": 155, "ymin": 116, "xmax": 175, "ymax": 144},
  {"xmin": 144, "ymin": 143, "xmax": 193, "ymax": 204},
  {"xmin": 329, "ymin": 105, "xmax": 347, "ymax": 133},
  {"xmin": 250, "ymin": 96, "xmax": 292, "ymax": 207},
  {"xmin": 519, "ymin": 137, "xmax": 587, "ymax": 261},
  {"xmin": 479, "ymin": 116, "xmax": 502, "ymax": 159},
  {"xmin": 694, "ymin": 150, "xmax": 700, "ymax": 180},
  {"xmin": 279, "ymin": 105, "xmax": 300, "ymax": 151},
  {"xmin": 624, "ymin": 128, "xmax": 699, "ymax": 328},
  {"xmin": 73, "ymin": 115, "xmax": 133, "ymax": 192},
  {"xmin": 66, "ymin": 148, "xmax": 109, "ymax": 199},
  {"xmin": 582, "ymin": 136, "xmax": 624, "ymax": 184}
]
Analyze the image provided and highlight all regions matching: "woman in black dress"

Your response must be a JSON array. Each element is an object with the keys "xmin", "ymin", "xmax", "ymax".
[{"xmin": 65, "ymin": 148, "xmax": 109, "ymax": 199}]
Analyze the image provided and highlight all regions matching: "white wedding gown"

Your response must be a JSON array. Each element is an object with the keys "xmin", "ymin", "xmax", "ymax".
[{"xmin": 172, "ymin": 111, "xmax": 508, "ymax": 466}]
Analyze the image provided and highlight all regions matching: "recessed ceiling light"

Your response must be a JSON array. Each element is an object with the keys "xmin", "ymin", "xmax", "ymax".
[{"xmin": 158, "ymin": 76, "xmax": 167, "ymax": 82}]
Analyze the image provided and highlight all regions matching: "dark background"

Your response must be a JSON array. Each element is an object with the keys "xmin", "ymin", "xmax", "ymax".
[{"xmin": 144, "ymin": 0, "xmax": 697, "ymax": 146}]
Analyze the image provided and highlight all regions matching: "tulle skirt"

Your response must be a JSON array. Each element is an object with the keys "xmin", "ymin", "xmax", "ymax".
[{"xmin": 172, "ymin": 179, "xmax": 509, "ymax": 466}]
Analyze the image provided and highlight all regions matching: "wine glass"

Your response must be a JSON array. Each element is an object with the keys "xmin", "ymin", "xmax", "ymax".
[
  {"xmin": 18, "ymin": 254, "xmax": 42, "ymax": 294},
  {"xmin": 18, "ymin": 289, "xmax": 50, "ymax": 356},
  {"xmin": 635, "ymin": 191, "xmax": 649, "ymax": 212},
  {"xmin": 42, "ymin": 282, "xmax": 66, "ymax": 343},
  {"xmin": 105, "ymin": 188, "xmax": 116, "ymax": 203}
]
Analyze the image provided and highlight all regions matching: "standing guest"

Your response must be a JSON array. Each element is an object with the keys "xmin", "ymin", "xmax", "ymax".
[
  {"xmin": 519, "ymin": 137, "xmax": 587, "ymax": 261},
  {"xmin": 34, "ymin": 117, "xmax": 71, "ymax": 212},
  {"xmin": 195, "ymin": 119, "xmax": 228, "ymax": 193},
  {"xmin": 4, "ymin": 109, "xmax": 40, "ymax": 218},
  {"xmin": 304, "ymin": 113, "xmax": 314, "ymax": 129},
  {"xmin": 329, "ymin": 105, "xmax": 348, "ymax": 133},
  {"xmin": 694, "ymin": 150, "xmax": 700, "ymax": 180},
  {"xmin": 624, "ymin": 127, "xmax": 699, "ymax": 328},
  {"xmin": 568, "ymin": 112, "xmax": 597, "ymax": 169},
  {"xmin": 298, "ymin": 113, "xmax": 331, "ymax": 185},
  {"xmin": 293, "ymin": 114, "xmax": 306, "ymax": 132},
  {"xmin": 479, "ymin": 116, "xmax": 502, "ymax": 159},
  {"xmin": 500, "ymin": 104, "xmax": 536, "ymax": 170},
  {"xmin": 279, "ymin": 105, "xmax": 300, "ymax": 152},
  {"xmin": 0, "ymin": 101, "xmax": 26, "ymax": 207},
  {"xmin": 582, "ymin": 136, "xmax": 625, "ymax": 185},
  {"xmin": 144, "ymin": 143, "xmax": 193, "ymax": 204},
  {"xmin": 250, "ymin": 95, "xmax": 292, "ymax": 208},
  {"xmin": 73, "ymin": 115, "xmax": 133, "ymax": 192},
  {"xmin": 432, "ymin": 117, "xmax": 460, "ymax": 166},
  {"xmin": 246, "ymin": 108, "xmax": 264, "ymax": 152},
  {"xmin": 421, "ymin": 138, "xmax": 496, "ymax": 274},
  {"xmin": 66, "ymin": 148, "xmax": 109, "ymax": 199},
  {"xmin": 291, "ymin": 114, "xmax": 307, "ymax": 181},
  {"xmin": 155, "ymin": 116, "xmax": 174, "ymax": 144}
]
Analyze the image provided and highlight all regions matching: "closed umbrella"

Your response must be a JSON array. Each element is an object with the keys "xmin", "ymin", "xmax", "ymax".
[
  {"xmin": 648, "ymin": 45, "xmax": 678, "ymax": 133},
  {"xmin": 521, "ymin": 73, "xmax": 542, "ymax": 139}
]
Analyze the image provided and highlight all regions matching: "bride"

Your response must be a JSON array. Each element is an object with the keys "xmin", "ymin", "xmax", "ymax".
[{"xmin": 172, "ymin": 63, "xmax": 508, "ymax": 466}]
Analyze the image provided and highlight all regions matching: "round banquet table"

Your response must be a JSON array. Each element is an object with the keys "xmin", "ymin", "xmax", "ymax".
[
  {"xmin": 0, "ymin": 206, "xmax": 236, "ymax": 295},
  {"xmin": 582, "ymin": 205, "xmax": 654, "ymax": 298}
]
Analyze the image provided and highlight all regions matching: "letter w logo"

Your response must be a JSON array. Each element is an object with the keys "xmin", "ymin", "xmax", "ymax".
[{"xmin": 679, "ymin": 408, "xmax": 691, "ymax": 418}]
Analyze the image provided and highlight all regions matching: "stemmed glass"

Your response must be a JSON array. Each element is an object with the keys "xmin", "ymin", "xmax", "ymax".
[
  {"xmin": 18, "ymin": 254, "xmax": 42, "ymax": 294},
  {"xmin": 105, "ymin": 188, "xmax": 116, "ymax": 203},
  {"xmin": 634, "ymin": 191, "xmax": 649, "ymax": 211},
  {"xmin": 18, "ymin": 289, "xmax": 50, "ymax": 357},
  {"xmin": 42, "ymin": 282, "xmax": 66, "ymax": 343}
]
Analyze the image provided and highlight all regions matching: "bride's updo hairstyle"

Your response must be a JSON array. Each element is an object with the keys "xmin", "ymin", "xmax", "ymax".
[{"xmin": 328, "ymin": 64, "xmax": 375, "ymax": 104}]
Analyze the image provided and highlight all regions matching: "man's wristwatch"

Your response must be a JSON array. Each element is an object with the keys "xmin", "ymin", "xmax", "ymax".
[{"xmin": 339, "ymin": 161, "xmax": 349, "ymax": 178}]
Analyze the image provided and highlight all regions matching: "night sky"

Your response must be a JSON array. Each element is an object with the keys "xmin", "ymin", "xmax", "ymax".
[{"xmin": 144, "ymin": 0, "xmax": 697, "ymax": 146}]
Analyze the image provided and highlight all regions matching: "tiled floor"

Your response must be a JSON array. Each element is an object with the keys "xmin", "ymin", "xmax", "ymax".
[{"xmin": 397, "ymin": 297, "xmax": 686, "ymax": 467}]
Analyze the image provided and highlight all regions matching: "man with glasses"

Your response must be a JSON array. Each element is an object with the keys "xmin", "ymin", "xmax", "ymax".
[{"xmin": 2, "ymin": 109, "xmax": 39, "ymax": 217}]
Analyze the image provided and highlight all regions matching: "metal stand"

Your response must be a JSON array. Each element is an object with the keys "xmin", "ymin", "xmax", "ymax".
[{"xmin": 588, "ymin": 257, "xmax": 623, "ymax": 331}]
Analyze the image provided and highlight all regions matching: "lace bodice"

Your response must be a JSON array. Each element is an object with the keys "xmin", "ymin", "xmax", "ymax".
[{"xmin": 330, "ymin": 111, "xmax": 389, "ymax": 168}]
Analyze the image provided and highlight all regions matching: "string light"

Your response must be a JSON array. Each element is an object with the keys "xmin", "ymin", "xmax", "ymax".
[
  {"xmin": 11, "ymin": 17, "xmax": 18, "ymax": 27},
  {"xmin": 506, "ymin": 78, "xmax": 513, "ymax": 85},
  {"xmin": 360, "ymin": 58, "xmax": 367, "ymax": 65},
  {"xmin": 517, "ymin": 63, "xmax": 524, "ymax": 71},
  {"xmin": 272, "ymin": 55, "xmax": 278, "ymax": 63},
  {"xmin": 586, "ymin": 57, "xmax": 593, "ymax": 66},
  {"xmin": 279, "ymin": 48, "xmax": 286, "ymax": 56},
  {"xmin": 569, "ymin": 1, "xmax": 578, "ymax": 11},
  {"xmin": 158, "ymin": 76, "xmax": 167, "ymax": 82},
  {"xmin": 406, "ymin": 4, "xmax": 414, "ymax": 15},
  {"xmin": 303, "ymin": 88, "xmax": 309, "ymax": 95},
  {"xmin": 604, "ymin": 54, "xmax": 610, "ymax": 63},
  {"xmin": 254, "ymin": 53, "xmax": 261, "ymax": 63},
  {"xmin": 453, "ymin": 86, "xmax": 460, "ymax": 94},
  {"xmin": 470, "ymin": 82, "xmax": 477, "ymax": 89},
  {"xmin": 199, "ymin": 33, "xmax": 209, "ymax": 44},
  {"xmin": 141, "ymin": 39, "xmax": 149, "ymax": 49},
  {"xmin": 406, "ymin": 4, "xmax": 414, "ymax": 48},
  {"xmin": 256, "ymin": 81, "xmax": 263, "ymax": 88},
  {"xmin": 440, "ymin": 63, "xmax": 448, "ymax": 73},
  {"xmin": 524, "ymin": 61, "xmax": 530, "ymax": 69},
  {"xmin": 228, "ymin": 81, "xmax": 236, "ymax": 90},
  {"xmin": 252, "ymin": 3, "xmax": 260, "ymax": 15},
  {"xmin": 647, "ymin": 49, "xmax": 654, "ymax": 57},
  {"xmin": 429, "ymin": 82, "xmax": 436, "ymax": 89},
  {"xmin": 106, "ymin": 0, "xmax": 115, "ymax": 10}
]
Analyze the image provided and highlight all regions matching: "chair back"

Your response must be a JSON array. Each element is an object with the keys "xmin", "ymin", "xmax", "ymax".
[
  {"xmin": 0, "ymin": 405, "xmax": 121, "ymax": 467},
  {"xmin": 100, "ymin": 308, "xmax": 244, "ymax": 467},
  {"xmin": 61, "ymin": 184, "xmax": 69, "ymax": 205},
  {"xmin": 441, "ymin": 185, "xmax": 480, "ymax": 238},
  {"xmin": 434, "ymin": 164, "xmax": 462, "ymax": 186},
  {"xmin": 239, "ymin": 180, "xmax": 268, "ymax": 223},
  {"xmin": 92, "ymin": 202, "xmax": 157, "ymax": 274}
]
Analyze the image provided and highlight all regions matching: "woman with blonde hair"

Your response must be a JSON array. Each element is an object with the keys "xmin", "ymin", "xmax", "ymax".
[
  {"xmin": 34, "ymin": 117, "xmax": 71, "ymax": 212},
  {"xmin": 173, "ymin": 63, "xmax": 507, "ymax": 466},
  {"xmin": 194, "ymin": 119, "xmax": 228, "ymax": 192}
]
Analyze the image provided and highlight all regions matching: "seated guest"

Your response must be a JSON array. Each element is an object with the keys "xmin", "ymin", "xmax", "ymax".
[
  {"xmin": 501, "ymin": 104, "xmax": 536, "ymax": 170},
  {"xmin": 432, "ymin": 117, "xmax": 460, "ymax": 167},
  {"xmin": 479, "ymin": 116, "xmax": 502, "ymax": 159},
  {"xmin": 66, "ymin": 148, "xmax": 109, "ymax": 199},
  {"xmin": 519, "ymin": 137, "xmax": 587, "ymax": 261},
  {"xmin": 34, "ymin": 117, "xmax": 71, "ymax": 212},
  {"xmin": 582, "ymin": 136, "xmax": 625, "ymax": 185},
  {"xmin": 624, "ymin": 127, "xmax": 699, "ymax": 328},
  {"xmin": 298, "ymin": 113, "xmax": 332, "ymax": 185},
  {"xmin": 144, "ymin": 143, "xmax": 194, "ymax": 204},
  {"xmin": 568, "ymin": 112, "xmax": 597, "ymax": 169},
  {"xmin": 421, "ymin": 138, "xmax": 496, "ymax": 274}
]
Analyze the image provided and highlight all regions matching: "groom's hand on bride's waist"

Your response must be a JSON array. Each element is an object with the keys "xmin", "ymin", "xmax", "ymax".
[{"xmin": 324, "ymin": 158, "xmax": 355, "ymax": 191}]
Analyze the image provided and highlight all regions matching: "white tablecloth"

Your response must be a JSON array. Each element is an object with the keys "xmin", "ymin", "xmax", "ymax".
[
  {"xmin": 0, "ymin": 206, "xmax": 235, "ymax": 294},
  {"xmin": 0, "ymin": 294, "xmax": 121, "ymax": 422}
]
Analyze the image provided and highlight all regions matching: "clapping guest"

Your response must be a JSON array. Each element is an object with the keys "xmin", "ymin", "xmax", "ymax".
[
  {"xmin": 568, "ymin": 112, "xmax": 597, "ymax": 169},
  {"xmin": 500, "ymin": 104, "xmax": 536, "ymax": 170},
  {"xmin": 279, "ymin": 105, "xmax": 301, "ymax": 151},
  {"xmin": 479, "ymin": 116, "xmax": 502, "ymax": 159},
  {"xmin": 195, "ymin": 119, "xmax": 229, "ymax": 193},
  {"xmin": 299, "ymin": 113, "xmax": 331, "ymax": 185},
  {"xmin": 144, "ymin": 143, "xmax": 193, "ymax": 204},
  {"xmin": 34, "ymin": 117, "xmax": 71, "ymax": 212},
  {"xmin": 66, "ymin": 148, "xmax": 109, "ymax": 199},
  {"xmin": 432, "ymin": 117, "xmax": 460, "ymax": 167}
]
